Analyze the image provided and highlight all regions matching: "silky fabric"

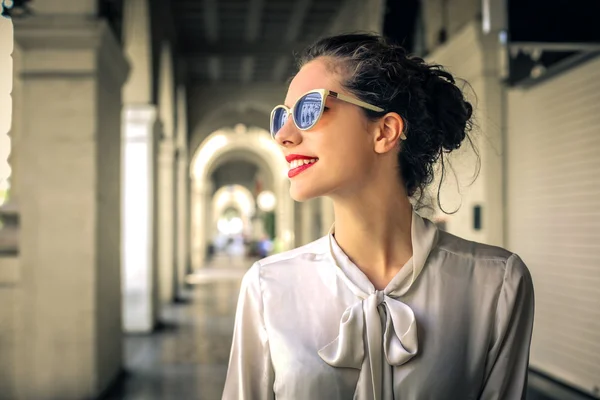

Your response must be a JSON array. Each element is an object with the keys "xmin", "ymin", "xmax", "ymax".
[{"xmin": 222, "ymin": 211, "xmax": 535, "ymax": 400}]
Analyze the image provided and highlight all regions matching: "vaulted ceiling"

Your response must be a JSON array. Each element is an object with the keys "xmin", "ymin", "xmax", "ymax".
[{"xmin": 172, "ymin": 0, "xmax": 347, "ymax": 84}]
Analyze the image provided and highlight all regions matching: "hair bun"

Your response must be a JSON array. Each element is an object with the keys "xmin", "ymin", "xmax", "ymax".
[{"xmin": 424, "ymin": 68, "xmax": 473, "ymax": 152}]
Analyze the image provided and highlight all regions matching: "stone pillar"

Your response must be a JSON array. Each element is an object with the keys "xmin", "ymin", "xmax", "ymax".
[
  {"xmin": 121, "ymin": 0, "xmax": 158, "ymax": 333},
  {"xmin": 122, "ymin": 0, "xmax": 152, "ymax": 105},
  {"xmin": 175, "ymin": 149, "xmax": 188, "ymax": 291},
  {"xmin": 0, "ymin": 11, "xmax": 16, "ymax": 253},
  {"xmin": 157, "ymin": 135, "xmax": 175, "ymax": 305},
  {"xmin": 12, "ymin": 14, "xmax": 129, "ymax": 399},
  {"xmin": 175, "ymin": 86, "xmax": 189, "ymax": 293},
  {"xmin": 0, "ymin": 12, "xmax": 18, "ymax": 399},
  {"xmin": 156, "ymin": 41, "xmax": 176, "ymax": 307},
  {"xmin": 204, "ymin": 180, "xmax": 214, "ymax": 262},
  {"xmin": 190, "ymin": 178, "xmax": 212, "ymax": 270},
  {"xmin": 190, "ymin": 179, "xmax": 202, "ymax": 270},
  {"xmin": 121, "ymin": 105, "xmax": 158, "ymax": 333}
]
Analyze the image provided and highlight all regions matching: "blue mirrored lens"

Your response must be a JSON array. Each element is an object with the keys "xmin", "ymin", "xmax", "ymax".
[
  {"xmin": 294, "ymin": 92, "xmax": 323, "ymax": 129},
  {"xmin": 271, "ymin": 107, "xmax": 288, "ymax": 136}
]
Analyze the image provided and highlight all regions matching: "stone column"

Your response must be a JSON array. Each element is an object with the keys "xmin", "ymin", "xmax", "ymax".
[
  {"xmin": 175, "ymin": 86, "xmax": 189, "ymax": 293},
  {"xmin": 204, "ymin": 180, "xmax": 214, "ymax": 262},
  {"xmin": 157, "ymin": 135, "xmax": 175, "ymax": 305},
  {"xmin": 190, "ymin": 179, "xmax": 202, "ymax": 270},
  {"xmin": 12, "ymin": 13, "xmax": 129, "ymax": 399},
  {"xmin": 121, "ymin": 105, "xmax": 158, "ymax": 333},
  {"xmin": 190, "ymin": 178, "xmax": 211, "ymax": 270},
  {"xmin": 156, "ymin": 41, "xmax": 176, "ymax": 307},
  {"xmin": 0, "ymin": 13, "xmax": 18, "ymax": 399},
  {"xmin": 121, "ymin": 0, "xmax": 159, "ymax": 333}
]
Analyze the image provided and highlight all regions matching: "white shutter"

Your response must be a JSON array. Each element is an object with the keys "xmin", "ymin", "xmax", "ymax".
[{"xmin": 507, "ymin": 56, "xmax": 600, "ymax": 397}]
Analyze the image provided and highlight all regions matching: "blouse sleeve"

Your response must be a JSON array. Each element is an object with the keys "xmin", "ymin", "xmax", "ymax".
[
  {"xmin": 222, "ymin": 262, "xmax": 275, "ymax": 400},
  {"xmin": 479, "ymin": 253, "xmax": 535, "ymax": 400}
]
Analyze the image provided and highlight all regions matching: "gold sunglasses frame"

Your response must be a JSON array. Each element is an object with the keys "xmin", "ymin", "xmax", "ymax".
[{"xmin": 270, "ymin": 89, "xmax": 385, "ymax": 138}]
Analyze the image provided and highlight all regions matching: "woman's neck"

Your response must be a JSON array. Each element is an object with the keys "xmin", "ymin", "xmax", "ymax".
[{"xmin": 330, "ymin": 181, "xmax": 414, "ymax": 290}]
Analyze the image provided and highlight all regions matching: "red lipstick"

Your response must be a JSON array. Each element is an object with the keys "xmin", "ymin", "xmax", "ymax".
[
  {"xmin": 285, "ymin": 154, "xmax": 317, "ymax": 163},
  {"xmin": 285, "ymin": 154, "xmax": 319, "ymax": 178}
]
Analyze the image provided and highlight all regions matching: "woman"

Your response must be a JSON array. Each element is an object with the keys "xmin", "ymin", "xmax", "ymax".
[{"xmin": 222, "ymin": 33, "xmax": 535, "ymax": 400}]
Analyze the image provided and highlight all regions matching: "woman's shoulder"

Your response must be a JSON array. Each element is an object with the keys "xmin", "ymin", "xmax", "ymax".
[
  {"xmin": 435, "ymin": 229, "xmax": 514, "ymax": 263},
  {"xmin": 240, "ymin": 236, "xmax": 335, "ymax": 296},
  {"xmin": 430, "ymin": 230, "xmax": 533, "ymax": 300},
  {"xmin": 433, "ymin": 229, "xmax": 531, "ymax": 281},
  {"xmin": 256, "ymin": 236, "xmax": 330, "ymax": 268},
  {"xmin": 241, "ymin": 236, "xmax": 331, "ymax": 285}
]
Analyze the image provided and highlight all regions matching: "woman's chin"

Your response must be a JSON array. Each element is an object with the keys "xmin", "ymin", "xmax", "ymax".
[{"xmin": 289, "ymin": 184, "xmax": 322, "ymax": 202}]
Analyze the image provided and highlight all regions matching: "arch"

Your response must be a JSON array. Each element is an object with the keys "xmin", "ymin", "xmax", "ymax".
[
  {"xmin": 208, "ymin": 148, "xmax": 274, "ymax": 192},
  {"xmin": 212, "ymin": 184, "xmax": 256, "ymax": 221},
  {"xmin": 189, "ymin": 126, "xmax": 294, "ymax": 270},
  {"xmin": 211, "ymin": 184, "xmax": 256, "ymax": 237},
  {"xmin": 187, "ymin": 83, "xmax": 286, "ymax": 156}
]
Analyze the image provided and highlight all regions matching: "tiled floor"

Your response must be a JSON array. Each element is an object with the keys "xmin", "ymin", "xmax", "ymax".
[
  {"xmin": 102, "ymin": 255, "xmax": 251, "ymax": 400},
  {"xmin": 102, "ymin": 254, "xmax": 589, "ymax": 400}
]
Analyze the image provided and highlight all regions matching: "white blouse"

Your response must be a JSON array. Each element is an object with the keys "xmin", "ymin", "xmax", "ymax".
[{"xmin": 222, "ymin": 211, "xmax": 535, "ymax": 400}]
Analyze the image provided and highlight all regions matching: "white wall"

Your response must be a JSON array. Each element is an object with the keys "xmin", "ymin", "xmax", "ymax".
[
  {"xmin": 421, "ymin": 0, "xmax": 481, "ymax": 53},
  {"xmin": 506, "ymin": 56, "xmax": 600, "ymax": 397},
  {"xmin": 425, "ymin": 22, "xmax": 504, "ymax": 247}
]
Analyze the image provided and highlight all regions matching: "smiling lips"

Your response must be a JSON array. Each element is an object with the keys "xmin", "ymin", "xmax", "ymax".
[{"xmin": 285, "ymin": 154, "xmax": 319, "ymax": 178}]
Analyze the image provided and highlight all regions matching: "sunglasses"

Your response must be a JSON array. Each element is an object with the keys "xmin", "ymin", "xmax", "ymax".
[{"xmin": 270, "ymin": 89, "xmax": 385, "ymax": 139}]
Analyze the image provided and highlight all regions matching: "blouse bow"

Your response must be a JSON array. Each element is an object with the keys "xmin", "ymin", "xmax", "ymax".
[
  {"xmin": 319, "ymin": 211, "xmax": 438, "ymax": 399},
  {"xmin": 318, "ymin": 289, "xmax": 418, "ymax": 399},
  {"xmin": 318, "ymin": 290, "xmax": 418, "ymax": 368}
]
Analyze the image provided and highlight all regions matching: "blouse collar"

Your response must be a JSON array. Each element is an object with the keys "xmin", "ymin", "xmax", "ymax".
[{"xmin": 326, "ymin": 209, "xmax": 439, "ymax": 297}]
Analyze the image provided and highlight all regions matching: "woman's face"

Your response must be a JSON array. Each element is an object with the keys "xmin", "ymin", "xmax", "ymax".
[{"xmin": 276, "ymin": 58, "xmax": 379, "ymax": 202}]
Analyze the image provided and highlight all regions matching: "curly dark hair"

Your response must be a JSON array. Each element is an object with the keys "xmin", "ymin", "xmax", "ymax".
[{"xmin": 296, "ymin": 33, "xmax": 480, "ymax": 213}]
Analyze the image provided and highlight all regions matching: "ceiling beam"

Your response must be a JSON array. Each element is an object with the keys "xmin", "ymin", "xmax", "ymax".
[
  {"xmin": 269, "ymin": 0, "xmax": 312, "ymax": 82},
  {"xmin": 183, "ymin": 41, "xmax": 308, "ymax": 57},
  {"xmin": 285, "ymin": 0, "xmax": 313, "ymax": 42},
  {"xmin": 203, "ymin": 0, "xmax": 219, "ymax": 42},
  {"xmin": 246, "ymin": 0, "xmax": 265, "ymax": 41},
  {"xmin": 242, "ymin": 0, "xmax": 265, "ymax": 84}
]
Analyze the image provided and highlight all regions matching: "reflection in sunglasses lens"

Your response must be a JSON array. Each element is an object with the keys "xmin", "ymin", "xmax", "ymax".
[
  {"xmin": 272, "ymin": 107, "xmax": 288, "ymax": 136},
  {"xmin": 295, "ymin": 93, "xmax": 322, "ymax": 129}
]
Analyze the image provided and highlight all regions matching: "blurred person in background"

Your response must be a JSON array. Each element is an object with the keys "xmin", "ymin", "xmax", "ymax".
[{"xmin": 223, "ymin": 33, "xmax": 534, "ymax": 400}]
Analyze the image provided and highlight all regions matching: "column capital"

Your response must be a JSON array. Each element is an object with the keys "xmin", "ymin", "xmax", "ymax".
[
  {"xmin": 13, "ymin": 16, "xmax": 129, "ymax": 87},
  {"xmin": 123, "ymin": 103, "xmax": 158, "ymax": 126}
]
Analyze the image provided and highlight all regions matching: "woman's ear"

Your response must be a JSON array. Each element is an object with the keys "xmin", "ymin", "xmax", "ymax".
[{"xmin": 373, "ymin": 112, "xmax": 405, "ymax": 154}]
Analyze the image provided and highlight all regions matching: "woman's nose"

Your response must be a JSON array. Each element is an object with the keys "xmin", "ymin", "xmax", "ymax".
[{"xmin": 275, "ymin": 117, "xmax": 302, "ymax": 147}]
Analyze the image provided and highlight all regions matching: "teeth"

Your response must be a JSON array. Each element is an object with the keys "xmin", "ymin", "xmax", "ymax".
[{"xmin": 290, "ymin": 159, "xmax": 318, "ymax": 169}]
